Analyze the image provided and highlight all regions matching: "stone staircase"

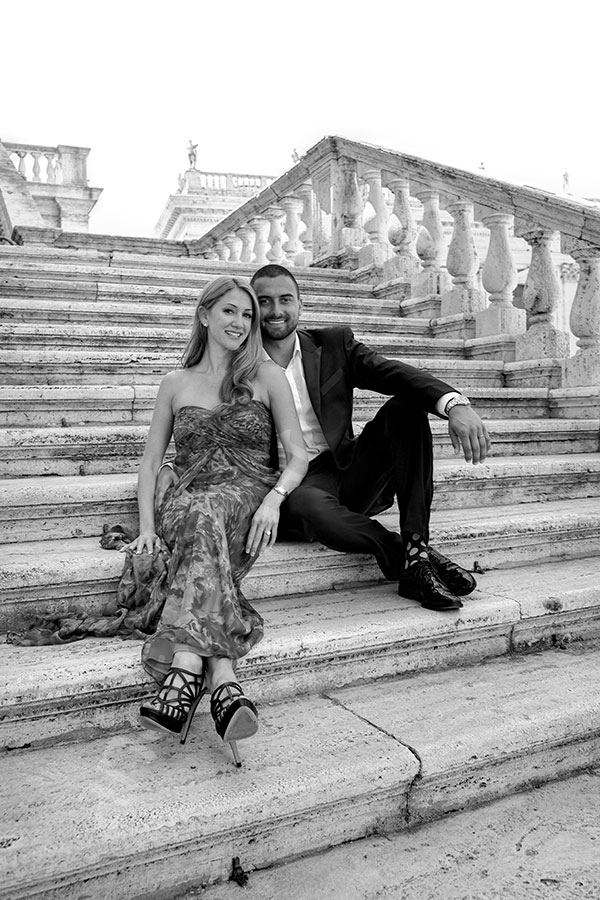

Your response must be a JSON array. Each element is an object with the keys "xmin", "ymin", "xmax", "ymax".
[{"xmin": 1, "ymin": 239, "xmax": 599, "ymax": 900}]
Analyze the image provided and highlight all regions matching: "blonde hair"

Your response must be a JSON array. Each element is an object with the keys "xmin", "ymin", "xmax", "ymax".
[{"xmin": 181, "ymin": 276, "xmax": 263, "ymax": 405}]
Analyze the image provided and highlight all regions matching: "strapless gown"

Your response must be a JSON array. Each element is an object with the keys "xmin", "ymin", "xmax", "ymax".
[{"xmin": 9, "ymin": 401, "xmax": 278, "ymax": 681}]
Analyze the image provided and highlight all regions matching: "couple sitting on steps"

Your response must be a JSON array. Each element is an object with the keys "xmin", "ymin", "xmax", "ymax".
[{"xmin": 10, "ymin": 264, "xmax": 491, "ymax": 767}]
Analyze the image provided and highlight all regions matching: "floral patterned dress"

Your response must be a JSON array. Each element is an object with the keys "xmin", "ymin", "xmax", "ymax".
[
  {"xmin": 142, "ymin": 400, "xmax": 277, "ymax": 681},
  {"xmin": 9, "ymin": 400, "xmax": 278, "ymax": 681}
]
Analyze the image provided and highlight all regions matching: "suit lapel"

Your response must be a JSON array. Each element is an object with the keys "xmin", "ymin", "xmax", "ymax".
[{"xmin": 298, "ymin": 331, "xmax": 322, "ymax": 419}]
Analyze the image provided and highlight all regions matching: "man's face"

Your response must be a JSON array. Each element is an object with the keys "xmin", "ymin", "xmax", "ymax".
[{"xmin": 254, "ymin": 275, "xmax": 302, "ymax": 341}]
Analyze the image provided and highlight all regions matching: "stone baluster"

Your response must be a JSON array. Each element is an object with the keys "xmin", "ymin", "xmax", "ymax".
[
  {"xmin": 359, "ymin": 168, "xmax": 391, "ymax": 269},
  {"xmin": 15, "ymin": 151, "xmax": 27, "ymax": 177},
  {"xmin": 280, "ymin": 196, "xmax": 303, "ymax": 267},
  {"xmin": 476, "ymin": 213, "xmax": 525, "ymax": 337},
  {"xmin": 236, "ymin": 224, "xmax": 255, "ymax": 264},
  {"xmin": 329, "ymin": 157, "xmax": 363, "ymax": 258},
  {"xmin": 383, "ymin": 176, "xmax": 419, "ymax": 281},
  {"xmin": 514, "ymin": 227, "xmax": 569, "ymax": 361},
  {"xmin": 295, "ymin": 181, "xmax": 314, "ymax": 266},
  {"xmin": 249, "ymin": 216, "xmax": 270, "ymax": 266},
  {"xmin": 562, "ymin": 238, "xmax": 600, "ymax": 386},
  {"xmin": 45, "ymin": 152, "xmax": 57, "ymax": 184},
  {"xmin": 264, "ymin": 206, "xmax": 286, "ymax": 264},
  {"xmin": 214, "ymin": 239, "xmax": 229, "ymax": 262},
  {"xmin": 413, "ymin": 190, "xmax": 450, "ymax": 296},
  {"xmin": 222, "ymin": 233, "xmax": 242, "ymax": 263},
  {"xmin": 441, "ymin": 201, "xmax": 486, "ymax": 317},
  {"xmin": 31, "ymin": 151, "xmax": 42, "ymax": 183}
]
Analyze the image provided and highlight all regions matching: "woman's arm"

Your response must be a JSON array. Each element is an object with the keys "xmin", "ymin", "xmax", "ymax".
[
  {"xmin": 246, "ymin": 363, "xmax": 308, "ymax": 556},
  {"xmin": 124, "ymin": 373, "xmax": 177, "ymax": 555}
]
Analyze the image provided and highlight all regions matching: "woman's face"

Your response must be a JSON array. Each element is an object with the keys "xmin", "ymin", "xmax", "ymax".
[{"xmin": 202, "ymin": 288, "xmax": 254, "ymax": 351}]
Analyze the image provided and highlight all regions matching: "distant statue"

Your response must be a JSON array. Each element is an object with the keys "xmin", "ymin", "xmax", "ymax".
[
  {"xmin": 292, "ymin": 148, "xmax": 300, "ymax": 163},
  {"xmin": 177, "ymin": 173, "xmax": 185, "ymax": 193},
  {"xmin": 562, "ymin": 170, "xmax": 570, "ymax": 194},
  {"xmin": 188, "ymin": 140, "xmax": 198, "ymax": 169},
  {"xmin": 479, "ymin": 161, "xmax": 485, "ymax": 172}
]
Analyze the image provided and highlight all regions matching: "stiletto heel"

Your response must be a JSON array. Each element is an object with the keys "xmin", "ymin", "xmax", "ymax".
[
  {"xmin": 229, "ymin": 740, "xmax": 242, "ymax": 768},
  {"xmin": 210, "ymin": 682, "xmax": 258, "ymax": 767},
  {"xmin": 139, "ymin": 666, "xmax": 205, "ymax": 738}
]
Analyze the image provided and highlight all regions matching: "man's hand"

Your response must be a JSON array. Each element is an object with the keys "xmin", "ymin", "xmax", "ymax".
[{"xmin": 448, "ymin": 407, "xmax": 491, "ymax": 464}]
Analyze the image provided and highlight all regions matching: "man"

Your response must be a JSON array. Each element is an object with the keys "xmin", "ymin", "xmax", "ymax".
[{"xmin": 251, "ymin": 264, "xmax": 492, "ymax": 611}]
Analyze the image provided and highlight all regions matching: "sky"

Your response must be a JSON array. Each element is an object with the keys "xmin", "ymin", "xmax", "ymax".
[{"xmin": 3, "ymin": 0, "xmax": 599, "ymax": 237}]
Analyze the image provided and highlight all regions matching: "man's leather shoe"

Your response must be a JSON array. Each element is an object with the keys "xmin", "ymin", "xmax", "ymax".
[
  {"xmin": 397, "ymin": 560, "xmax": 463, "ymax": 611},
  {"xmin": 429, "ymin": 547, "xmax": 477, "ymax": 597}
]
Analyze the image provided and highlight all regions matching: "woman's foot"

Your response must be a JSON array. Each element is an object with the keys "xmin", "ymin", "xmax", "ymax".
[
  {"xmin": 139, "ymin": 665, "xmax": 205, "ymax": 739},
  {"xmin": 210, "ymin": 682, "xmax": 258, "ymax": 767}
]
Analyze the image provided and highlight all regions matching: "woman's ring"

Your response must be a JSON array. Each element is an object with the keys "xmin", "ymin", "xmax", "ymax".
[{"xmin": 265, "ymin": 530, "xmax": 272, "ymax": 536}]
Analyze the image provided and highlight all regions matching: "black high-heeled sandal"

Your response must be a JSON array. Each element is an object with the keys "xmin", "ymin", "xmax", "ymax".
[
  {"xmin": 139, "ymin": 666, "xmax": 205, "ymax": 744},
  {"xmin": 210, "ymin": 682, "xmax": 258, "ymax": 768}
]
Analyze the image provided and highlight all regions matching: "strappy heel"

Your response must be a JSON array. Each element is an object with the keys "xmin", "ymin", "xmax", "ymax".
[
  {"xmin": 210, "ymin": 682, "xmax": 258, "ymax": 768},
  {"xmin": 139, "ymin": 666, "xmax": 205, "ymax": 744}
]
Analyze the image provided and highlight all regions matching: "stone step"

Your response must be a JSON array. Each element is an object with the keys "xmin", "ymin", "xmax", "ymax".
[
  {"xmin": 2, "ymin": 499, "xmax": 598, "ymax": 633},
  {"xmin": 0, "ymin": 296, "xmax": 424, "ymax": 334},
  {"xmin": 0, "ymin": 385, "xmax": 555, "ymax": 428},
  {"xmin": 1, "ymin": 419, "xmax": 597, "ymax": 478},
  {"xmin": 0, "ymin": 322, "xmax": 460, "ymax": 357},
  {"xmin": 1, "ymin": 643, "xmax": 599, "ymax": 899},
  {"xmin": 0, "ymin": 349, "xmax": 505, "ymax": 387},
  {"xmin": 186, "ymin": 768, "xmax": 600, "ymax": 900},
  {"xmin": 2, "ymin": 558, "xmax": 598, "ymax": 752},
  {"xmin": 2, "ymin": 454, "xmax": 599, "ymax": 544}
]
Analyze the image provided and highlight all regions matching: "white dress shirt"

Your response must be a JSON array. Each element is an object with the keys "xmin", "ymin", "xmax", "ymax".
[{"xmin": 265, "ymin": 336, "xmax": 460, "ymax": 469}]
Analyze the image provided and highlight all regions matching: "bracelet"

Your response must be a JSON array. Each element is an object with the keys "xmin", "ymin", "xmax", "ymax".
[{"xmin": 272, "ymin": 485, "xmax": 288, "ymax": 499}]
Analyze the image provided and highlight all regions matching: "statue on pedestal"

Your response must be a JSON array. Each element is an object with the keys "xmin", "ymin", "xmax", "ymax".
[{"xmin": 188, "ymin": 140, "xmax": 198, "ymax": 169}]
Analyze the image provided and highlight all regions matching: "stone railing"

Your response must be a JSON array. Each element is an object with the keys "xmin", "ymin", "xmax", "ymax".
[
  {"xmin": 3, "ymin": 142, "xmax": 91, "ymax": 186},
  {"xmin": 0, "ymin": 140, "xmax": 101, "ymax": 233},
  {"xmin": 189, "ymin": 136, "xmax": 600, "ymax": 392},
  {"xmin": 178, "ymin": 170, "xmax": 273, "ymax": 194}
]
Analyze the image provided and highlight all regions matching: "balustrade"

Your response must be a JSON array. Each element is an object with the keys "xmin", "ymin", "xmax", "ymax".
[{"xmin": 184, "ymin": 135, "xmax": 600, "ymax": 389}]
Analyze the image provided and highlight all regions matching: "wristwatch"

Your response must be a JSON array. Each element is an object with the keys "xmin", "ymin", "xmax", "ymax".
[
  {"xmin": 444, "ymin": 395, "xmax": 471, "ymax": 416},
  {"xmin": 272, "ymin": 485, "xmax": 288, "ymax": 499}
]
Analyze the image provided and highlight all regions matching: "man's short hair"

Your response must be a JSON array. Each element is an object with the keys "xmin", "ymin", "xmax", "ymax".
[{"xmin": 250, "ymin": 264, "xmax": 300, "ymax": 298}]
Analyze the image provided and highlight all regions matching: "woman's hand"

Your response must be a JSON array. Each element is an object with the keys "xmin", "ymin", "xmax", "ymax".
[
  {"xmin": 121, "ymin": 531, "xmax": 161, "ymax": 555},
  {"xmin": 245, "ymin": 492, "xmax": 281, "ymax": 556}
]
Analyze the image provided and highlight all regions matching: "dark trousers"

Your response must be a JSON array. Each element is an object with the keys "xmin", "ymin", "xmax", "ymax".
[{"xmin": 279, "ymin": 396, "xmax": 434, "ymax": 581}]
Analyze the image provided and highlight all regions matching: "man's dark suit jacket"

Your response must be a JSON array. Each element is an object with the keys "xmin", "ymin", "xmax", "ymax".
[{"xmin": 296, "ymin": 326, "xmax": 456, "ymax": 470}]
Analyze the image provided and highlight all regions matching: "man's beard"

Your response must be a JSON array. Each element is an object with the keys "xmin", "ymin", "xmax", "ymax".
[{"xmin": 260, "ymin": 318, "xmax": 297, "ymax": 341}]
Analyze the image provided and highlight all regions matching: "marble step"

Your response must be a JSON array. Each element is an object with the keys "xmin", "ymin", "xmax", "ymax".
[
  {"xmin": 2, "ymin": 558, "xmax": 599, "ymax": 753},
  {"xmin": 2, "ymin": 455, "xmax": 600, "ymax": 544},
  {"xmin": 0, "ymin": 384, "xmax": 553, "ymax": 428},
  {"xmin": 1, "ymin": 643, "xmax": 599, "ymax": 900},
  {"xmin": 0, "ymin": 349, "xmax": 505, "ymax": 387},
  {"xmin": 2, "ymin": 499, "xmax": 599, "ymax": 633},
  {"xmin": 1, "ymin": 419, "xmax": 597, "ymax": 478},
  {"xmin": 0, "ymin": 295, "xmax": 409, "ymax": 328},
  {"xmin": 0, "ymin": 322, "xmax": 463, "ymax": 358}
]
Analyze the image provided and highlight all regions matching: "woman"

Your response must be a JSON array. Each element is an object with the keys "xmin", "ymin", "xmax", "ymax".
[
  {"xmin": 11, "ymin": 276, "xmax": 308, "ymax": 767},
  {"xmin": 130, "ymin": 275, "xmax": 307, "ymax": 765}
]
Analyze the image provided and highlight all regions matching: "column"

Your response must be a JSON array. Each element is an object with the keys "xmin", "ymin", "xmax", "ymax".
[
  {"xmin": 475, "ymin": 213, "xmax": 526, "ymax": 337},
  {"xmin": 236, "ymin": 224, "xmax": 255, "ymax": 264},
  {"xmin": 295, "ymin": 181, "xmax": 314, "ymax": 266},
  {"xmin": 331, "ymin": 157, "xmax": 364, "ymax": 254},
  {"xmin": 249, "ymin": 216, "xmax": 270, "ymax": 266},
  {"xmin": 264, "ymin": 206, "xmax": 286, "ymax": 264},
  {"xmin": 441, "ymin": 201, "xmax": 486, "ymax": 316},
  {"xmin": 280, "ymin": 196, "xmax": 303, "ymax": 266},
  {"xmin": 412, "ymin": 190, "xmax": 450, "ymax": 296},
  {"xmin": 223, "ymin": 233, "xmax": 242, "ymax": 263},
  {"xmin": 563, "ymin": 239, "xmax": 600, "ymax": 386},
  {"xmin": 383, "ymin": 176, "xmax": 419, "ymax": 281},
  {"xmin": 358, "ymin": 168, "xmax": 392, "ymax": 268},
  {"xmin": 514, "ymin": 227, "xmax": 569, "ymax": 360}
]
